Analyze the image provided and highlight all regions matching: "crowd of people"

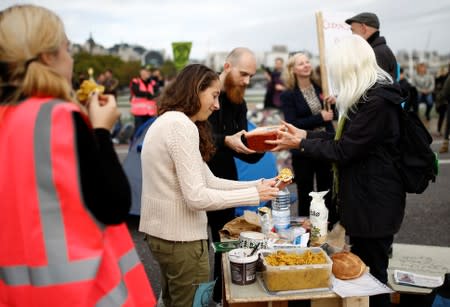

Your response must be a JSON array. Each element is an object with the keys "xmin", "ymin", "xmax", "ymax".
[{"xmin": 2, "ymin": 3, "xmax": 449, "ymax": 307}]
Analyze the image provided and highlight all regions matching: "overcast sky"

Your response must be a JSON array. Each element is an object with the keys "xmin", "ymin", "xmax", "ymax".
[{"xmin": 2, "ymin": 0, "xmax": 450, "ymax": 59}]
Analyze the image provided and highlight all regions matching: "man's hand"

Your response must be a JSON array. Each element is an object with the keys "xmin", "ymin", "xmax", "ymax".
[{"xmin": 224, "ymin": 130, "xmax": 256, "ymax": 154}]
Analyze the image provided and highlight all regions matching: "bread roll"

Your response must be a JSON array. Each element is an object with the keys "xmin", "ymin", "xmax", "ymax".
[{"xmin": 331, "ymin": 251, "xmax": 366, "ymax": 280}]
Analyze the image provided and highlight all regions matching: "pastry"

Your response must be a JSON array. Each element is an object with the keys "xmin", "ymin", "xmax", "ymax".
[
  {"xmin": 76, "ymin": 80, "xmax": 104, "ymax": 104},
  {"xmin": 277, "ymin": 168, "xmax": 294, "ymax": 182}
]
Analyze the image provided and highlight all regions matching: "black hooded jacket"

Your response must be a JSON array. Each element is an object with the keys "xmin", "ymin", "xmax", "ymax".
[{"xmin": 300, "ymin": 83, "xmax": 406, "ymax": 237}]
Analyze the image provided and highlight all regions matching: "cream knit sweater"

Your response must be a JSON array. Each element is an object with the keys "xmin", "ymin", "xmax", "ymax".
[{"xmin": 139, "ymin": 111, "xmax": 260, "ymax": 242}]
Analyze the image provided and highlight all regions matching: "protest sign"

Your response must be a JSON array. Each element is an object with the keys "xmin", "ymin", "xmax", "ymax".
[
  {"xmin": 315, "ymin": 11, "xmax": 353, "ymax": 98},
  {"xmin": 172, "ymin": 42, "xmax": 192, "ymax": 72}
]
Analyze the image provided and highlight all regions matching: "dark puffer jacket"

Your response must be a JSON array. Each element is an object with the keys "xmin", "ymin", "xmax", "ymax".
[
  {"xmin": 368, "ymin": 31, "xmax": 398, "ymax": 80},
  {"xmin": 300, "ymin": 83, "xmax": 406, "ymax": 237}
]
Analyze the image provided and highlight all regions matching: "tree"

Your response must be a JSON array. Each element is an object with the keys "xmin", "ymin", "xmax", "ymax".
[
  {"xmin": 73, "ymin": 52, "xmax": 141, "ymax": 90},
  {"xmin": 160, "ymin": 60, "xmax": 177, "ymax": 81}
]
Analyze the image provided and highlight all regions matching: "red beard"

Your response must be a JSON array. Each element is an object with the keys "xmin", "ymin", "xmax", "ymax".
[{"xmin": 224, "ymin": 73, "xmax": 246, "ymax": 104}]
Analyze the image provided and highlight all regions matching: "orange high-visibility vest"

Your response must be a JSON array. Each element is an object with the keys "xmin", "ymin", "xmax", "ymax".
[
  {"xmin": 0, "ymin": 97, "xmax": 156, "ymax": 306},
  {"xmin": 130, "ymin": 78, "xmax": 157, "ymax": 116}
]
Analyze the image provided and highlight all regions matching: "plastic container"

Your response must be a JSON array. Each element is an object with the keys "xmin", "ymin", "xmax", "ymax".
[
  {"xmin": 243, "ymin": 126, "xmax": 280, "ymax": 152},
  {"xmin": 228, "ymin": 248, "xmax": 259, "ymax": 285},
  {"xmin": 261, "ymin": 247, "xmax": 332, "ymax": 291},
  {"xmin": 272, "ymin": 188, "xmax": 291, "ymax": 232}
]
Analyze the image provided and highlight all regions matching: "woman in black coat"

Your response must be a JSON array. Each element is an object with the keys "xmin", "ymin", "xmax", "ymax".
[
  {"xmin": 270, "ymin": 35, "xmax": 406, "ymax": 307},
  {"xmin": 280, "ymin": 53, "xmax": 337, "ymax": 224}
]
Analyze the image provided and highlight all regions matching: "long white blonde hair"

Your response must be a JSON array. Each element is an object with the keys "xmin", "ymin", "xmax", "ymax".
[{"xmin": 327, "ymin": 34, "xmax": 392, "ymax": 116}]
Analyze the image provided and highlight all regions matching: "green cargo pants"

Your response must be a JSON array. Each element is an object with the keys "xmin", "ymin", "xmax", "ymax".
[{"xmin": 147, "ymin": 235, "xmax": 210, "ymax": 307}]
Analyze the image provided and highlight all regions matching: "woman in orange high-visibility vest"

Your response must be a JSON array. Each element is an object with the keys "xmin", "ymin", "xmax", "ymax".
[
  {"xmin": 129, "ymin": 67, "xmax": 159, "ymax": 133},
  {"xmin": 0, "ymin": 5, "xmax": 156, "ymax": 306}
]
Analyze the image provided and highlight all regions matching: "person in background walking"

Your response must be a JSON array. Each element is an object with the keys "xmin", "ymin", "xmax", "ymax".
[
  {"xmin": 399, "ymin": 67, "xmax": 415, "ymax": 111},
  {"xmin": 434, "ymin": 65, "xmax": 449, "ymax": 135},
  {"xmin": 129, "ymin": 66, "xmax": 159, "ymax": 133},
  {"xmin": 0, "ymin": 4, "xmax": 155, "ymax": 306},
  {"xmin": 437, "ymin": 71, "xmax": 450, "ymax": 153},
  {"xmin": 139, "ymin": 64, "xmax": 279, "ymax": 307},
  {"xmin": 269, "ymin": 35, "xmax": 406, "ymax": 307},
  {"xmin": 346, "ymin": 12, "xmax": 398, "ymax": 80},
  {"xmin": 280, "ymin": 52, "xmax": 337, "ymax": 225},
  {"xmin": 412, "ymin": 62, "xmax": 435, "ymax": 121},
  {"xmin": 103, "ymin": 68, "xmax": 122, "ymax": 141},
  {"xmin": 104, "ymin": 68, "xmax": 119, "ymax": 98},
  {"xmin": 263, "ymin": 57, "xmax": 286, "ymax": 109}
]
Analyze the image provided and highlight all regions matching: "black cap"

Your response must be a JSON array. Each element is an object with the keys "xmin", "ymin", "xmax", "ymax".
[{"xmin": 345, "ymin": 12, "xmax": 380, "ymax": 29}]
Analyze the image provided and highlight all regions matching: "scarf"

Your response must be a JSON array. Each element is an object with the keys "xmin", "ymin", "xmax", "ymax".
[{"xmin": 332, "ymin": 116, "xmax": 346, "ymax": 200}]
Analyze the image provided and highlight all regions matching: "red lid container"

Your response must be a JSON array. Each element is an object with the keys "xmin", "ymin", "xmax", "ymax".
[{"xmin": 244, "ymin": 126, "xmax": 280, "ymax": 152}]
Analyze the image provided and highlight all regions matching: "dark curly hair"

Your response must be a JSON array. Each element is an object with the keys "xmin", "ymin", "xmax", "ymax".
[{"xmin": 158, "ymin": 64, "xmax": 219, "ymax": 161}]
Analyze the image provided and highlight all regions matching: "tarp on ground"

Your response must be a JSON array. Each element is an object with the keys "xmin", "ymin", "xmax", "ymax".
[{"xmin": 123, "ymin": 117, "xmax": 156, "ymax": 215}]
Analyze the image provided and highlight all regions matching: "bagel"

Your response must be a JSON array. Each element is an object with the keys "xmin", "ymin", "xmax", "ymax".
[{"xmin": 331, "ymin": 251, "xmax": 366, "ymax": 280}]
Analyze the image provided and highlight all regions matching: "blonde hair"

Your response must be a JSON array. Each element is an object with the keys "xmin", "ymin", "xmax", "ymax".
[
  {"xmin": 0, "ymin": 5, "xmax": 73, "ymax": 104},
  {"xmin": 327, "ymin": 34, "xmax": 392, "ymax": 116},
  {"xmin": 282, "ymin": 53, "xmax": 309, "ymax": 90}
]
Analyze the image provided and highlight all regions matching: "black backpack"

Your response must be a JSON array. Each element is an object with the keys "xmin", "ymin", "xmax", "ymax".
[{"xmin": 395, "ymin": 108, "xmax": 438, "ymax": 193}]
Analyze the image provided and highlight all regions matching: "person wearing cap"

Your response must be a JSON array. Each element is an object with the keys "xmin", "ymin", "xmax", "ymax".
[{"xmin": 346, "ymin": 12, "xmax": 398, "ymax": 80}]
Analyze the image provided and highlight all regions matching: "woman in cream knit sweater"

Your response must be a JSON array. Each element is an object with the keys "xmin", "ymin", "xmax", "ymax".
[{"xmin": 139, "ymin": 64, "xmax": 279, "ymax": 307}]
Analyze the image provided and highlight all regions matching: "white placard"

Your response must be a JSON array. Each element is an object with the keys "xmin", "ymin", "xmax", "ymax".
[{"xmin": 316, "ymin": 11, "xmax": 353, "ymax": 97}]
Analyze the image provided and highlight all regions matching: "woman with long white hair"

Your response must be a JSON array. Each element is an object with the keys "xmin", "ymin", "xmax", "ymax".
[{"xmin": 269, "ymin": 34, "xmax": 406, "ymax": 307}]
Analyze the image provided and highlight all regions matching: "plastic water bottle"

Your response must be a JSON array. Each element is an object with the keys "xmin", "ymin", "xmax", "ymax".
[
  {"xmin": 271, "ymin": 188, "xmax": 291, "ymax": 232},
  {"xmin": 309, "ymin": 190, "xmax": 329, "ymax": 246}
]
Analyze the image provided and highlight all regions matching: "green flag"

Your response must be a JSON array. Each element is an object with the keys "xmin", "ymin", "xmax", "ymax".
[{"xmin": 172, "ymin": 42, "xmax": 192, "ymax": 72}]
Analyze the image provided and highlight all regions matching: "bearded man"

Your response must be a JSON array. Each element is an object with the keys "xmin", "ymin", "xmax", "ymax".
[{"xmin": 207, "ymin": 47, "xmax": 265, "ymax": 304}]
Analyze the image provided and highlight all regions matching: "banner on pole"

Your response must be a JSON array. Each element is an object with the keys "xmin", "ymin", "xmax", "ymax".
[
  {"xmin": 315, "ymin": 11, "xmax": 353, "ymax": 97},
  {"xmin": 172, "ymin": 42, "xmax": 192, "ymax": 72}
]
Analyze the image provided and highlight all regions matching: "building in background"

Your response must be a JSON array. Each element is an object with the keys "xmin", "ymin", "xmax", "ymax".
[
  {"xmin": 70, "ymin": 35, "xmax": 449, "ymax": 78},
  {"xmin": 70, "ymin": 34, "xmax": 165, "ymax": 65}
]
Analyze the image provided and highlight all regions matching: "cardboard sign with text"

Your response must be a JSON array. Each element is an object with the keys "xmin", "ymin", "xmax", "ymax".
[{"xmin": 315, "ymin": 11, "xmax": 353, "ymax": 98}]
